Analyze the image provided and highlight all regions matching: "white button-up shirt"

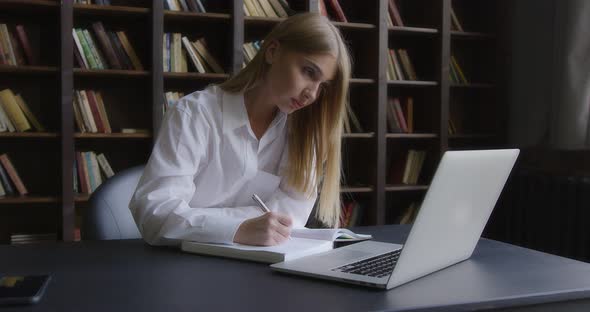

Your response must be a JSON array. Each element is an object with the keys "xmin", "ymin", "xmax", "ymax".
[{"xmin": 129, "ymin": 85, "xmax": 317, "ymax": 246}]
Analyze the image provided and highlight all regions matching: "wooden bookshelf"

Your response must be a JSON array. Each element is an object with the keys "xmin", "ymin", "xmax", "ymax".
[{"xmin": 0, "ymin": 0, "xmax": 509, "ymax": 242}]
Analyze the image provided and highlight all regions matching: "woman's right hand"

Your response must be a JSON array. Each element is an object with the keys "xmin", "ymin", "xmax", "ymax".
[{"xmin": 233, "ymin": 212, "xmax": 293, "ymax": 246}]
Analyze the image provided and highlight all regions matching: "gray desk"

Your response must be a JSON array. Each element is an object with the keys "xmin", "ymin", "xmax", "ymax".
[{"xmin": 1, "ymin": 225, "xmax": 590, "ymax": 312}]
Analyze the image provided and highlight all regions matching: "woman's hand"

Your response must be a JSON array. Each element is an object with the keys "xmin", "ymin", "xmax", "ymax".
[{"xmin": 234, "ymin": 212, "xmax": 293, "ymax": 246}]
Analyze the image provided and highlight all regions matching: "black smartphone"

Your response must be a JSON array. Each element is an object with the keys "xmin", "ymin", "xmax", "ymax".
[{"xmin": 0, "ymin": 275, "xmax": 51, "ymax": 305}]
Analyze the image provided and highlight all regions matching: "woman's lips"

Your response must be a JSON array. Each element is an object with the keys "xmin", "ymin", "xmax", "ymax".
[{"xmin": 291, "ymin": 98, "xmax": 303, "ymax": 109}]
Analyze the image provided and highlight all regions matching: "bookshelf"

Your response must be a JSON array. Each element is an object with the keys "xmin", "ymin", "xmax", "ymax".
[{"xmin": 0, "ymin": 0, "xmax": 508, "ymax": 243}]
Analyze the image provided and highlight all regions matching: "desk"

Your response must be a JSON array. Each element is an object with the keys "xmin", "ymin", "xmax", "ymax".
[{"xmin": 1, "ymin": 225, "xmax": 590, "ymax": 312}]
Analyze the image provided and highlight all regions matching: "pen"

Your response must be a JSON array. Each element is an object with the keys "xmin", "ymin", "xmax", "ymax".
[{"xmin": 252, "ymin": 194, "xmax": 271, "ymax": 213}]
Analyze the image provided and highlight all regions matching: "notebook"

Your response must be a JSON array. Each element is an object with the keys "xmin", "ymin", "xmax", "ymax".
[
  {"xmin": 181, "ymin": 228, "xmax": 372, "ymax": 263},
  {"xmin": 271, "ymin": 149, "xmax": 520, "ymax": 289}
]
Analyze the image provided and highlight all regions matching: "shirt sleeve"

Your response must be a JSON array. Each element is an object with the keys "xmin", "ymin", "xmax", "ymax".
[{"xmin": 129, "ymin": 100, "xmax": 262, "ymax": 247}]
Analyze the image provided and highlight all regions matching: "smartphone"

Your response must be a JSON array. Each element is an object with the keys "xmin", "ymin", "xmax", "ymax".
[{"xmin": 0, "ymin": 275, "xmax": 51, "ymax": 305}]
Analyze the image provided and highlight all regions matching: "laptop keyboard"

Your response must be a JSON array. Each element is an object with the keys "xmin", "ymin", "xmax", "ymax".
[{"xmin": 332, "ymin": 249, "xmax": 402, "ymax": 278}]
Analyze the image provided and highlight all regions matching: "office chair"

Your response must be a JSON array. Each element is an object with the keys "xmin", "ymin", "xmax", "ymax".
[{"xmin": 83, "ymin": 165, "xmax": 145, "ymax": 240}]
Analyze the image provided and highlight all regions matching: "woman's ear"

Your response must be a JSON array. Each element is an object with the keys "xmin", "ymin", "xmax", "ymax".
[{"xmin": 265, "ymin": 40, "xmax": 280, "ymax": 65}]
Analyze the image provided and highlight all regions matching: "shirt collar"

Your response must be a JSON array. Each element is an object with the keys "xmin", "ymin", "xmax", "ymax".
[
  {"xmin": 220, "ymin": 87, "xmax": 249, "ymax": 134},
  {"xmin": 220, "ymin": 86, "xmax": 288, "ymax": 136}
]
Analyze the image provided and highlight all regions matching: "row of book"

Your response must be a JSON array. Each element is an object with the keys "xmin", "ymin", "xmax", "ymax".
[
  {"xmin": 74, "ymin": 0, "xmax": 111, "ymax": 4},
  {"xmin": 387, "ymin": 48, "xmax": 418, "ymax": 81},
  {"xmin": 73, "ymin": 22, "xmax": 144, "ymax": 71},
  {"xmin": 244, "ymin": 0, "xmax": 293, "ymax": 18},
  {"xmin": 387, "ymin": 97, "xmax": 413, "ymax": 134},
  {"xmin": 73, "ymin": 89, "xmax": 111, "ymax": 134},
  {"xmin": 0, "ymin": 89, "xmax": 44, "ymax": 133},
  {"xmin": 389, "ymin": 149, "xmax": 427, "ymax": 185},
  {"xmin": 0, "ymin": 23, "xmax": 36, "ymax": 66},
  {"xmin": 340, "ymin": 200, "xmax": 363, "ymax": 228},
  {"xmin": 10, "ymin": 233, "xmax": 57, "ymax": 245},
  {"xmin": 164, "ymin": 0, "xmax": 207, "ymax": 12},
  {"xmin": 0, "ymin": 153, "xmax": 27, "ymax": 196},
  {"xmin": 74, "ymin": 151, "xmax": 115, "ymax": 194},
  {"xmin": 163, "ymin": 34, "xmax": 224, "ymax": 74},
  {"xmin": 450, "ymin": 55, "xmax": 468, "ymax": 84}
]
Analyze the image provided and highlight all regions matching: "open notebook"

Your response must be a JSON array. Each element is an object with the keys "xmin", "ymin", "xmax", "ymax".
[{"xmin": 181, "ymin": 228, "xmax": 372, "ymax": 264}]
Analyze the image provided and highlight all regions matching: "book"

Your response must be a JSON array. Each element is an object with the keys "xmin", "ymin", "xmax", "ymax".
[
  {"xmin": 325, "ymin": 0, "xmax": 348, "ymax": 23},
  {"xmin": 0, "ymin": 160, "xmax": 15, "ymax": 195},
  {"xmin": 107, "ymin": 31, "xmax": 132, "ymax": 70},
  {"xmin": 0, "ymin": 100, "xmax": 15, "ymax": 132},
  {"xmin": 14, "ymin": 94, "xmax": 45, "ymax": 131},
  {"xmin": 192, "ymin": 39, "xmax": 224, "ymax": 74},
  {"xmin": 181, "ymin": 36, "xmax": 206, "ymax": 73},
  {"xmin": 181, "ymin": 228, "xmax": 372, "ymax": 263},
  {"xmin": 0, "ymin": 24, "xmax": 16, "ymax": 65},
  {"xmin": 116, "ymin": 31, "xmax": 144, "ymax": 70},
  {"xmin": 268, "ymin": 0, "xmax": 288, "ymax": 17},
  {"xmin": 92, "ymin": 21, "xmax": 122, "ymax": 69},
  {"xmin": 0, "ymin": 89, "xmax": 31, "ymax": 132},
  {"xmin": 388, "ymin": 0, "xmax": 404, "ymax": 27},
  {"xmin": 0, "ymin": 174, "xmax": 4, "ymax": 196},
  {"xmin": 12, "ymin": 25, "xmax": 32, "ymax": 65},
  {"xmin": 450, "ymin": 6, "xmax": 464, "ymax": 32},
  {"xmin": 94, "ymin": 91, "xmax": 112, "ymax": 133},
  {"xmin": 85, "ymin": 90, "xmax": 105, "ymax": 133},
  {"xmin": 0, "ymin": 154, "xmax": 28, "ymax": 195},
  {"xmin": 258, "ymin": 0, "xmax": 278, "ymax": 17},
  {"xmin": 96, "ymin": 153, "xmax": 115, "ymax": 178}
]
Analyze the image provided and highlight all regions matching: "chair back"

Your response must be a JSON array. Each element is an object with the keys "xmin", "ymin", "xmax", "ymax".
[{"xmin": 83, "ymin": 165, "xmax": 144, "ymax": 240}]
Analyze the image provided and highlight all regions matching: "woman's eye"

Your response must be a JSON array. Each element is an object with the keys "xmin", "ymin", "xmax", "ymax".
[{"xmin": 304, "ymin": 67, "xmax": 315, "ymax": 78}]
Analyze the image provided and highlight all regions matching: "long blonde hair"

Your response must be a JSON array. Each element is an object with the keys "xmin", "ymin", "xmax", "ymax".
[{"xmin": 219, "ymin": 13, "xmax": 351, "ymax": 227}]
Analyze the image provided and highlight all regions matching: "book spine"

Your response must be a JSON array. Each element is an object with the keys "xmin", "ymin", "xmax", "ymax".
[
  {"xmin": 0, "ymin": 24, "xmax": 16, "ymax": 65},
  {"xmin": 108, "ymin": 31, "xmax": 132, "ymax": 70},
  {"xmin": 78, "ymin": 90, "xmax": 98, "ymax": 133},
  {"xmin": 75, "ymin": 29, "xmax": 97, "ymax": 69},
  {"xmin": 268, "ymin": 0, "xmax": 288, "ymax": 17},
  {"xmin": 326, "ymin": 0, "xmax": 348, "ymax": 22},
  {"xmin": 84, "ymin": 152, "xmax": 97, "ymax": 192},
  {"xmin": 85, "ymin": 90, "xmax": 105, "ymax": 133},
  {"xmin": 72, "ymin": 95, "xmax": 86, "ymax": 132},
  {"xmin": 182, "ymin": 37, "xmax": 206, "ymax": 73},
  {"xmin": 0, "ymin": 100, "xmax": 16, "ymax": 132},
  {"xmin": 90, "ymin": 152, "xmax": 103, "ymax": 188},
  {"xmin": 0, "ymin": 160, "xmax": 15, "ymax": 195},
  {"xmin": 75, "ymin": 152, "xmax": 89, "ymax": 194},
  {"xmin": 94, "ymin": 92, "xmax": 111, "ymax": 133},
  {"xmin": 193, "ymin": 39, "xmax": 224, "ymax": 74},
  {"xmin": 7, "ymin": 26, "xmax": 25, "ymax": 66},
  {"xmin": 0, "ymin": 88, "xmax": 32, "ymax": 132},
  {"xmin": 116, "ymin": 31, "xmax": 144, "ymax": 70},
  {"xmin": 83, "ymin": 29, "xmax": 106, "ymax": 69},
  {"xmin": 0, "ymin": 154, "xmax": 28, "ymax": 195},
  {"xmin": 14, "ymin": 94, "xmax": 44, "ymax": 131},
  {"xmin": 97, "ymin": 153, "xmax": 115, "ymax": 178},
  {"xmin": 91, "ymin": 21, "xmax": 122, "ymax": 69}
]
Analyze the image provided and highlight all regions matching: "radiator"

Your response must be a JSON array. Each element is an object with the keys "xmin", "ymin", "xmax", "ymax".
[{"xmin": 486, "ymin": 169, "xmax": 590, "ymax": 262}]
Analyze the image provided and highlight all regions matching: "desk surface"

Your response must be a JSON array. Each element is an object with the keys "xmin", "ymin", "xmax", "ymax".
[{"xmin": 1, "ymin": 225, "xmax": 590, "ymax": 312}]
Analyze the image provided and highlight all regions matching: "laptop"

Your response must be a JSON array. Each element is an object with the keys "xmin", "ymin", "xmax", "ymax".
[{"xmin": 271, "ymin": 149, "xmax": 520, "ymax": 290}]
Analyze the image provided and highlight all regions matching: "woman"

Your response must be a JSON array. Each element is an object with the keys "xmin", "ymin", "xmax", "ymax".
[{"xmin": 129, "ymin": 12, "xmax": 351, "ymax": 247}]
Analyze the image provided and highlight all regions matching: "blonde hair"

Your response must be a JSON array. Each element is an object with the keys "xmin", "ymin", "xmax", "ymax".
[{"xmin": 219, "ymin": 13, "xmax": 351, "ymax": 227}]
